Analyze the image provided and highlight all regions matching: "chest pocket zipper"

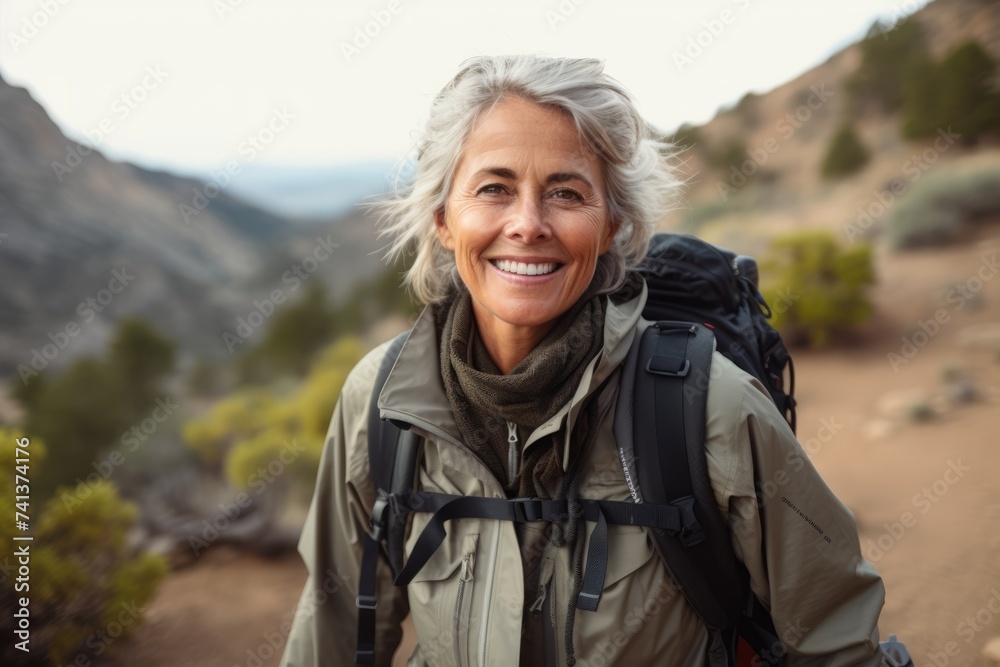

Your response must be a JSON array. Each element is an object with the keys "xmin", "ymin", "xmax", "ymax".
[
  {"xmin": 507, "ymin": 421, "xmax": 519, "ymax": 488},
  {"xmin": 453, "ymin": 533, "xmax": 478, "ymax": 667}
]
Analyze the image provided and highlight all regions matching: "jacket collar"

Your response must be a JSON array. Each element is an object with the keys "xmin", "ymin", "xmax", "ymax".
[{"xmin": 377, "ymin": 279, "xmax": 648, "ymax": 470}]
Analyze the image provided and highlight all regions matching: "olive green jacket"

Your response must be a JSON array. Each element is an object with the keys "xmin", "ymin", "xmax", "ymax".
[{"xmin": 279, "ymin": 281, "xmax": 887, "ymax": 667}]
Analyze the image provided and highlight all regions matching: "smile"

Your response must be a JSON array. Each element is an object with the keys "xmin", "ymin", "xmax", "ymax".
[{"xmin": 490, "ymin": 259, "xmax": 560, "ymax": 276}]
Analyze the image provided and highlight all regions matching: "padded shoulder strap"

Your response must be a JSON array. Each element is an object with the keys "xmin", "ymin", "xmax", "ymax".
[
  {"xmin": 630, "ymin": 321, "xmax": 751, "ymax": 630},
  {"xmin": 367, "ymin": 331, "xmax": 413, "ymax": 493},
  {"xmin": 357, "ymin": 330, "xmax": 421, "ymax": 664}
]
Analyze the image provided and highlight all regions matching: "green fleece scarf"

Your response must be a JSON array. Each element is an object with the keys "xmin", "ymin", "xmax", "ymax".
[{"xmin": 436, "ymin": 280, "xmax": 606, "ymax": 498}]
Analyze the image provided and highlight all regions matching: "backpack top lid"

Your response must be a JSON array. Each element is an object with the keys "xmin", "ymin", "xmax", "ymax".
[{"xmin": 637, "ymin": 232, "xmax": 797, "ymax": 433}]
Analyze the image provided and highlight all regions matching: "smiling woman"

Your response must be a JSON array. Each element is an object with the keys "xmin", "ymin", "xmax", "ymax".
[{"xmin": 278, "ymin": 54, "xmax": 890, "ymax": 667}]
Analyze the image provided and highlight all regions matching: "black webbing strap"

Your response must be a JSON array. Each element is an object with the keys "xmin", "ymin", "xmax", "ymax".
[
  {"xmin": 356, "ymin": 332, "xmax": 415, "ymax": 665},
  {"xmin": 355, "ymin": 534, "xmax": 381, "ymax": 664},
  {"xmin": 391, "ymin": 492, "xmax": 698, "ymax": 587},
  {"xmin": 576, "ymin": 505, "xmax": 609, "ymax": 611}
]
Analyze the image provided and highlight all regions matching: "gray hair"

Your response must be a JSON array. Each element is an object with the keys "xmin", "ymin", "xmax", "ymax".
[{"xmin": 371, "ymin": 54, "xmax": 683, "ymax": 305}]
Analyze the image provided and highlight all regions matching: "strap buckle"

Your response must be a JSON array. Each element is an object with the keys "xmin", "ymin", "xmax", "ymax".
[
  {"xmin": 512, "ymin": 497, "xmax": 544, "ymax": 522},
  {"xmin": 368, "ymin": 491, "xmax": 391, "ymax": 542},
  {"xmin": 646, "ymin": 355, "xmax": 691, "ymax": 377},
  {"xmin": 673, "ymin": 496, "xmax": 705, "ymax": 546},
  {"xmin": 356, "ymin": 594, "xmax": 377, "ymax": 610}
]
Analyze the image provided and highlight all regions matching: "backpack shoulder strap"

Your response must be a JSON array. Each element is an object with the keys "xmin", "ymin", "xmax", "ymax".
[
  {"xmin": 356, "ymin": 330, "xmax": 422, "ymax": 664},
  {"xmin": 629, "ymin": 321, "xmax": 751, "ymax": 625},
  {"xmin": 626, "ymin": 320, "xmax": 781, "ymax": 663}
]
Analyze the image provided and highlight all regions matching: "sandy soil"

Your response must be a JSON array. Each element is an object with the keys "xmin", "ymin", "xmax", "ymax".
[{"xmin": 104, "ymin": 233, "xmax": 1000, "ymax": 667}]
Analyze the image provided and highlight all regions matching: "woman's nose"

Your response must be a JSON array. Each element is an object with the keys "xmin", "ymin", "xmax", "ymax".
[{"xmin": 503, "ymin": 196, "xmax": 550, "ymax": 243}]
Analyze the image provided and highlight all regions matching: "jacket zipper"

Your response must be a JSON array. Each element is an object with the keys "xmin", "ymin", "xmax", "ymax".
[
  {"xmin": 453, "ymin": 549, "xmax": 475, "ymax": 667},
  {"xmin": 528, "ymin": 557, "xmax": 558, "ymax": 666},
  {"xmin": 507, "ymin": 421, "xmax": 519, "ymax": 488},
  {"xmin": 542, "ymin": 565, "xmax": 557, "ymax": 667},
  {"xmin": 477, "ymin": 498, "xmax": 502, "ymax": 667}
]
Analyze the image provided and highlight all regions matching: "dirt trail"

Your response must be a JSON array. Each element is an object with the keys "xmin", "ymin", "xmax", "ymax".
[{"xmin": 107, "ymin": 235, "xmax": 1000, "ymax": 667}]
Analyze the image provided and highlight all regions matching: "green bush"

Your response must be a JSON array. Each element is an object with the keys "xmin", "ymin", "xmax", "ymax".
[
  {"xmin": 847, "ymin": 17, "xmax": 928, "ymax": 114},
  {"xmin": 887, "ymin": 166, "xmax": 1000, "ymax": 249},
  {"xmin": 902, "ymin": 40, "xmax": 1000, "ymax": 142},
  {"xmin": 901, "ymin": 53, "xmax": 942, "ymax": 138},
  {"xmin": 937, "ymin": 41, "xmax": 1000, "ymax": 141},
  {"xmin": 0, "ymin": 429, "xmax": 166, "ymax": 666},
  {"xmin": 762, "ymin": 231, "xmax": 875, "ymax": 347},
  {"xmin": 821, "ymin": 125, "xmax": 869, "ymax": 178},
  {"xmin": 17, "ymin": 318, "xmax": 176, "ymax": 502},
  {"xmin": 184, "ymin": 336, "xmax": 365, "ymax": 501}
]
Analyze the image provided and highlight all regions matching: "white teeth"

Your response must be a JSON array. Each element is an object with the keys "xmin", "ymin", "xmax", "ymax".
[{"xmin": 492, "ymin": 260, "xmax": 558, "ymax": 276}]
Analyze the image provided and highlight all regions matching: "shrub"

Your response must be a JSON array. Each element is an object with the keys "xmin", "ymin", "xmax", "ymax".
[
  {"xmin": 902, "ymin": 40, "xmax": 1000, "ymax": 142},
  {"xmin": 762, "ymin": 231, "xmax": 875, "ymax": 347},
  {"xmin": 887, "ymin": 166, "xmax": 1000, "ymax": 249},
  {"xmin": 821, "ymin": 125, "xmax": 869, "ymax": 178},
  {"xmin": 183, "ymin": 336, "xmax": 365, "ymax": 501},
  {"xmin": 0, "ymin": 429, "xmax": 166, "ymax": 666},
  {"xmin": 847, "ymin": 17, "xmax": 928, "ymax": 114}
]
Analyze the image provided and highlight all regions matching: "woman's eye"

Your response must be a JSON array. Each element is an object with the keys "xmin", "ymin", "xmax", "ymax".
[
  {"xmin": 551, "ymin": 188, "xmax": 583, "ymax": 201},
  {"xmin": 477, "ymin": 184, "xmax": 506, "ymax": 195}
]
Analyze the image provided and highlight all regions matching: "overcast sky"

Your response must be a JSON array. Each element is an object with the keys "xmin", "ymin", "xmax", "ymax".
[{"xmin": 1, "ymin": 0, "xmax": 928, "ymax": 174}]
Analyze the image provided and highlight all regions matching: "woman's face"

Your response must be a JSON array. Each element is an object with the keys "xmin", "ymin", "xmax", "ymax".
[{"xmin": 435, "ymin": 96, "xmax": 617, "ymax": 347}]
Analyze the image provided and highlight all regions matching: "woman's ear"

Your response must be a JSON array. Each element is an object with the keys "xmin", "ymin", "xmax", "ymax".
[
  {"xmin": 600, "ymin": 217, "xmax": 621, "ymax": 254},
  {"xmin": 434, "ymin": 206, "xmax": 455, "ymax": 250}
]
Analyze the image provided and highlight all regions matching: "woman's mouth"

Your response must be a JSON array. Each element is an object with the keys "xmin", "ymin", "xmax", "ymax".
[{"xmin": 489, "ymin": 259, "xmax": 561, "ymax": 276}]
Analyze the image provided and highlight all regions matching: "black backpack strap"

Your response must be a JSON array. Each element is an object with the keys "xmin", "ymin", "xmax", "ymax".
[
  {"xmin": 630, "ymin": 321, "xmax": 753, "ymax": 629},
  {"xmin": 388, "ymin": 492, "xmax": 698, "ymax": 587},
  {"xmin": 627, "ymin": 320, "xmax": 783, "ymax": 662},
  {"xmin": 356, "ymin": 331, "xmax": 421, "ymax": 664}
]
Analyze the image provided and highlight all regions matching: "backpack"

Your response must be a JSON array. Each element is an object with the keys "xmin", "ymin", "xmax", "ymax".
[{"xmin": 354, "ymin": 232, "xmax": 797, "ymax": 665}]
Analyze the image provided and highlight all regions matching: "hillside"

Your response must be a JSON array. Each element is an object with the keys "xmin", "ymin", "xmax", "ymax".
[
  {"xmin": 663, "ymin": 0, "xmax": 1000, "ymax": 253},
  {"xmin": 0, "ymin": 73, "xmax": 390, "ymax": 379}
]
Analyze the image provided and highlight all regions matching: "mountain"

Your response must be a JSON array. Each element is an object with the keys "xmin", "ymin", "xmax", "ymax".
[{"xmin": 0, "ymin": 73, "xmax": 388, "ymax": 379}]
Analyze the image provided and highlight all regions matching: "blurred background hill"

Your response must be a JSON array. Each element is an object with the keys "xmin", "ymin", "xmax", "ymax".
[
  {"xmin": 1, "ymin": 0, "xmax": 999, "ymax": 665},
  {"xmin": 0, "ymin": 71, "xmax": 400, "ymax": 378}
]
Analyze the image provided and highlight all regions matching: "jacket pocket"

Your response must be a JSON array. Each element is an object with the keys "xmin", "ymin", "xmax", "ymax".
[
  {"xmin": 407, "ymin": 530, "xmax": 480, "ymax": 667},
  {"xmin": 572, "ymin": 525, "xmax": 661, "ymax": 666}
]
